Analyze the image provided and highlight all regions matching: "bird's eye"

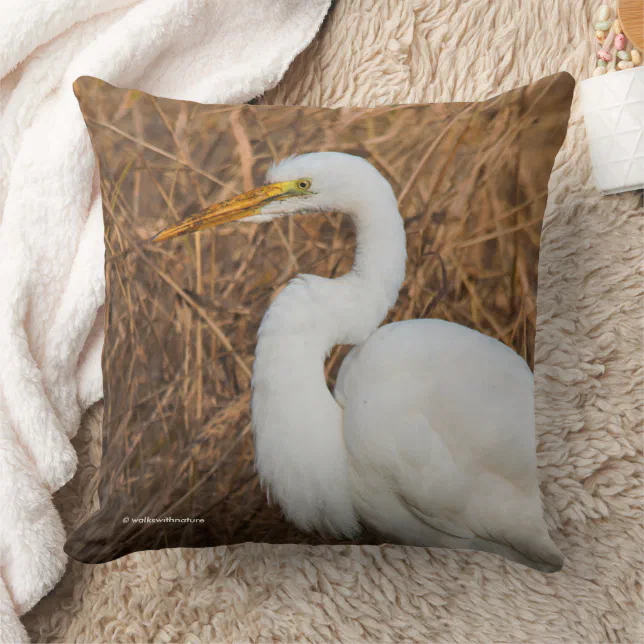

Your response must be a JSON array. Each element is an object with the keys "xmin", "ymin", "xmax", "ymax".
[{"xmin": 296, "ymin": 179, "xmax": 311, "ymax": 191}]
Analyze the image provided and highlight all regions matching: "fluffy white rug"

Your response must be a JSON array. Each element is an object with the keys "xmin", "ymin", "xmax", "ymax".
[{"xmin": 23, "ymin": 0, "xmax": 643, "ymax": 641}]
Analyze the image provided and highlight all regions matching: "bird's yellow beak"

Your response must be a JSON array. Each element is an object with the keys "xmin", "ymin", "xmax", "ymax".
[{"xmin": 151, "ymin": 179, "xmax": 310, "ymax": 243}]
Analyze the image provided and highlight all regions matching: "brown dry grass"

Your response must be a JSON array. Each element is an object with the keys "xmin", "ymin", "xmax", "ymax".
[{"xmin": 65, "ymin": 74, "xmax": 573, "ymax": 563}]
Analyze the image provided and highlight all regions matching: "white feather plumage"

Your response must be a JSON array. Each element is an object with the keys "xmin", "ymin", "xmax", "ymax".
[{"xmin": 248, "ymin": 152, "xmax": 562, "ymax": 572}]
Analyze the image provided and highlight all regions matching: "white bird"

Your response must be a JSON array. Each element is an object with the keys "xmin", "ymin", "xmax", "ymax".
[{"xmin": 153, "ymin": 152, "xmax": 563, "ymax": 572}]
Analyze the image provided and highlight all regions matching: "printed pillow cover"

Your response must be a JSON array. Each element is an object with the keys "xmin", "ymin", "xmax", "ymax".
[{"xmin": 66, "ymin": 73, "xmax": 574, "ymax": 572}]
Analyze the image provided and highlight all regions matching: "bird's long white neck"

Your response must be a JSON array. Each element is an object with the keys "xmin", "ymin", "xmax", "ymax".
[{"xmin": 250, "ymin": 191, "xmax": 407, "ymax": 537}]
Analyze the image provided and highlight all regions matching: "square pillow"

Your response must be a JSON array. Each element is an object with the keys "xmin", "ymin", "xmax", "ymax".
[{"xmin": 66, "ymin": 73, "xmax": 574, "ymax": 572}]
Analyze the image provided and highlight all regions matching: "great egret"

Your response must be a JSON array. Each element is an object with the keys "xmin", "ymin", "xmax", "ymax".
[{"xmin": 153, "ymin": 152, "xmax": 563, "ymax": 572}]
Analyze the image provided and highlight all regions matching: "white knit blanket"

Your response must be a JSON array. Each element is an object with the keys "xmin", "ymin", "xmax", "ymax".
[{"xmin": 0, "ymin": 1, "xmax": 330, "ymax": 641}]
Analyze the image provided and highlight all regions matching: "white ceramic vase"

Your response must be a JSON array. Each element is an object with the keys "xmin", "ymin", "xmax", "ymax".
[{"xmin": 580, "ymin": 66, "xmax": 644, "ymax": 195}]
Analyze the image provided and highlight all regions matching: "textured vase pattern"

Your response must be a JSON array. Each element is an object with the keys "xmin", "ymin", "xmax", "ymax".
[{"xmin": 581, "ymin": 67, "xmax": 644, "ymax": 194}]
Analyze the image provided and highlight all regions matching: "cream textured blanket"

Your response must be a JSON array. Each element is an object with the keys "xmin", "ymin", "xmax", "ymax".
[
  {"xmin": 24, "ymin": 0, "xmax": 643, "ymax": 641},
  {"xmin": 0, "ymin": 1, "xmax": 331, "ymax": 641}
]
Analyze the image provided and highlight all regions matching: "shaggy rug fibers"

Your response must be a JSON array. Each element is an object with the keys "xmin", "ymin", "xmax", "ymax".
[{"xmin": 23, "ymin": 0, "xmax": 643, "ymax": 641}]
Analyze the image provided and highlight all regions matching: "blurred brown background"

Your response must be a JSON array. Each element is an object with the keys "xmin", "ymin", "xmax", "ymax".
[{"xmin": 65, "ymin": 73, "xmax": 572, "ymax": 563}]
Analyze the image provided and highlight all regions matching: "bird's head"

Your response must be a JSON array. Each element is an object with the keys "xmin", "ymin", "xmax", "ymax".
[{"xmin": 151, "ymin": 152, "xmax": 394, "ymax": 243}]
